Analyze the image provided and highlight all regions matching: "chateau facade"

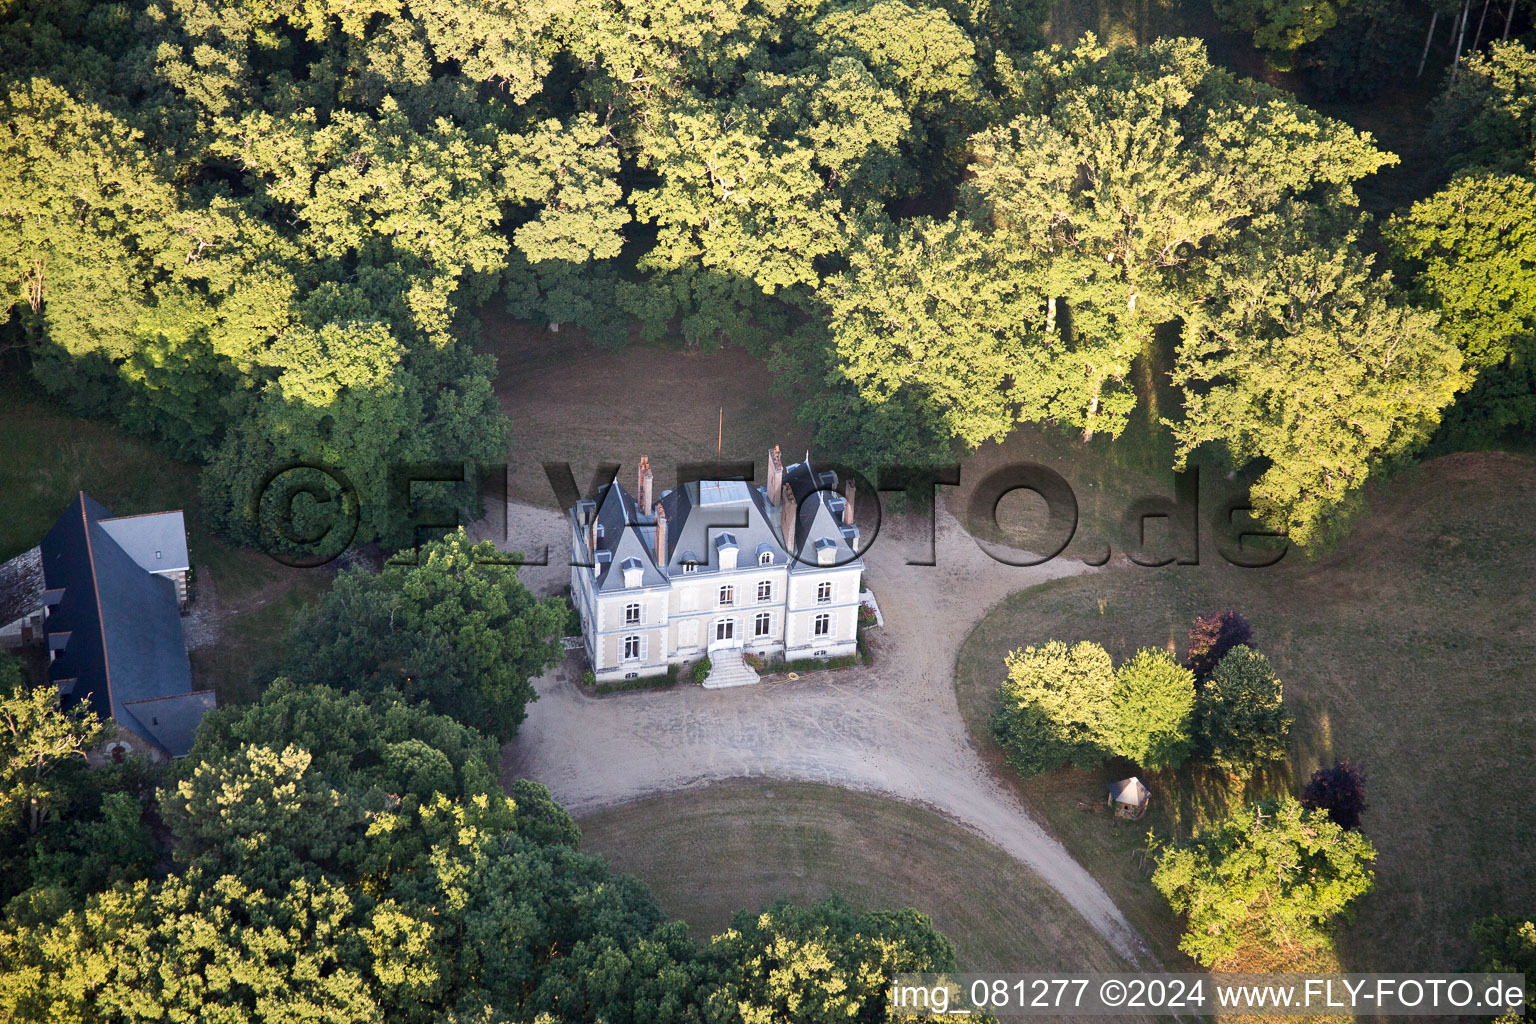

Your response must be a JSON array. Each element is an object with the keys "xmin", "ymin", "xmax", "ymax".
[{"xmin": 569, "ymin": 447, "xmax": 863, "ymax": 685}]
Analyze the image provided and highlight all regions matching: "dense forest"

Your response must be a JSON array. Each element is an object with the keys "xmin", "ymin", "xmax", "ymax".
[
  {"xmin": 2, "ymin": 0, "xmax": 1534, "ymax": 551},
  {"xmin": 0, "ymin": 660, "xmax": 959, "ymax": 1022}
]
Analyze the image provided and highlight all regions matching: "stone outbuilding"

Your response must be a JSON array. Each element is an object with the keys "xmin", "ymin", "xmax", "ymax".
[
  {"xmin": 1108, "ymin": 777, "xmax": 1151, "ymax": 819},
  {"xmin": 40, "ymin": 492, "xmax": 212, "ymax": 761}
]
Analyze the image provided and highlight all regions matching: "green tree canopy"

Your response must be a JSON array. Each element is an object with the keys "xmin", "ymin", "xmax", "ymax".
[
  {"xmin": 1107, "ymin": 648, "xmax": 1196, "ymax": 772},
  {"xmin": 1390, "ymin": 173, "xmax": 1536, "ymax": 368},
  {"xmin": 991, "ymin": 640, "xmax": 1116, "ymax": 775},
  {"xmin": 705, "ymin": 896, "xmax": 958, "ymax": 1023},
  {"xmin": 1195, "ymin": 646, "xmax": 1294, "ymax": 775},
  {"xmin": 284, "ymin": 531, "xmax": 567, "ymax": 741},
  {"xmin": 1172, "ymin": 208, "xmax": 1466, "ymax": 548},
  {"xmin": 1431, "ymin": 40, "xmax": 1536, "ymax": 178},
  {"xmin": 1211, "ymin": 0, "xmax": 1356, "ymax": 69},
  {"xmin": 1469, "ymin": 912, "xmax": 1536, "ymax": 1017},
  {"xmin": 1151, "ymin": 796, "xmax": 1376, "ymax": 966},
  {"xmin": 0, "ymin": 677, "xmax": 103, "ymax": 838}
]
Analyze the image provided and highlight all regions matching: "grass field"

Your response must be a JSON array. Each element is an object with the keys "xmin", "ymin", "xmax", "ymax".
[
  {"xmin": 480, "ymin": 314, "xmax": 812, "ymax": 508},
  {"xmin": 576, "ymin": 780, "xmax": 1144, "ymax": 980},
  {"xmin": 0, "ymin": 379, "xmax": 325, "ymax": 705},
  {"xmin": 954, "ymin": 452, "xmax": 1536, "ymax": 974}
]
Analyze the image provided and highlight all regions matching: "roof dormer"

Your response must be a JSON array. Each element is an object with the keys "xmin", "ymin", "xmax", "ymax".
[
  {"xmin": 621, "ymin": 556, "xmax": 644, "ymax": 588},
  {"xmin": 715, "ymin": 532, "xmax": 739, "ymax": 571}
]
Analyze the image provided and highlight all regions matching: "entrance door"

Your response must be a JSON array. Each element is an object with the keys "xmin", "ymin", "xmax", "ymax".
[{"xmin": 710, "ymin": 617, "xmax": 740, "ymax": 650}]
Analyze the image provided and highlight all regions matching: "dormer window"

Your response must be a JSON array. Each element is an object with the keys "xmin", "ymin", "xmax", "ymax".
[
  {"xmin": 758, "ymin": 551, "xmax": 773, "ymax": 565},
  {"xmin": 814, "ymin": 537, "xmax": 838, "ymax": 566},
  {"xmin": 680, "ymin": 550, "xmax": 699, "ymax": 574},
  {"xmin": 716, "ymin": 532, "xmax": 739, "ymax": 571},
  {"xmin": 682, "ymin": 562, "xmax": 697, "ymax": 574},
  {"xmin": 621, "ymin": 556, "xmax": 644, "ymax": 588}
]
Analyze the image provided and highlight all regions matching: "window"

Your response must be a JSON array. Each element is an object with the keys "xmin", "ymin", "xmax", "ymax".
[
  {"xmin": 816, "ymin": 581, "xmax": 833, "ymax": 604},
  {"xmin": 754, "ymin": 612, "xmax": 771, "ymax": 637},
  {"xmin": 814, "ymin": 613, "xmax": 831, "ymax": 637},
  {"xmin": 758, "ymin": 551, "xmax": 773, "ymax": 565},
  {"xmin": 718, "ymin": 585, "xmax": 734, "ymax": 606},
  {"xmin": 624, "ymin": 602, "xmax": 641, "ymax": 625},
  {"xmin": 623, "ymin": 635, "xmax": 641, "ymax": 660},
  {"xmin": 682, "ymin": 562, "xmax": 697, "ymax": 574},
  {"xmin": 757, "ymin": 580, "xmax": 772, "ymax": 602},
  {"xmin": 716, "ymin": 618, "xmax": 734, "ymax": 641}
]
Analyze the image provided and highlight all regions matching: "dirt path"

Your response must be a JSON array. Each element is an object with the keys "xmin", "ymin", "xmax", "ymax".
[{"xmin": 474, "ymin": 498, "xmax": 1156, "ymax": 967}]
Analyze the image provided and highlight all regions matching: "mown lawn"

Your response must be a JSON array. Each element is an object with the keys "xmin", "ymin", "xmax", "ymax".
[
  {"xmin": 955, "ymin": 452, "xmax": 1536, "ymax": 976},
  {"xmin": 577, "ymin": 780, "xmax": 1149, "ymax": 992}
]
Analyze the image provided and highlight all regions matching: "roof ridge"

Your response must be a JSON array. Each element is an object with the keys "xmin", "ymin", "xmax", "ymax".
[
  {"xmin": 121, "ymin": 688, "xmax": 217, "ymax": 706},
  {"xmin": 76, "ymin": 496, "xmax": 118, "ymax": 714},
  {"xmin": 98, "ymin": 509, "xmax": 185, "ymax": 522}
]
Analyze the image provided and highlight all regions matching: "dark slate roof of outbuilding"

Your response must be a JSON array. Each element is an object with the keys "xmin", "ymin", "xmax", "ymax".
[
  {"xmin": 98, "ymin": 511, "xmax": 190, "ymax": 573},
  {"xmin": 40, "ymin": 493, "xmax": 211, "ymax": 758},
  {"xmin": 123, "ymin": 691, "xmax": 218, "ymax": 760}
]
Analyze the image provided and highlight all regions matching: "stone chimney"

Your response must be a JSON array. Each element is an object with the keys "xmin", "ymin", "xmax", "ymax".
[
  {"xmin": 767, "ymin": 445, "xmax": 783, "ymax": 504},
  {"xmin": 637, "ymin": 455, "xmax": 653, "ymax": 516},
  {"xmin": 654, "ymin": 504, "xmax": 668, "ymax": 566},
  {"xmin": 843, "ymin": 478, "xmax": 855, "ymax": 527},
  {"xmin": 779, "ymin": 482, "xmax": 798, "ymax": 551}
]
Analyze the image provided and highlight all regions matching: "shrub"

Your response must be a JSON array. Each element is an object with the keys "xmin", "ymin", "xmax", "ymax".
[
  {"xmin": 857, "ymin": 604, "xmax": 877, "ymax": 628},
  {"xmin": 742, "ymin": 652, "xmax": 765, "ymax": 673},
  {"xmin": 1301, "ymin": 760, "xmax": 1368, "ymax": 830},
  {"xmin": 1186, "ymin": 611, "xmax": 1254, "ymax": 683},
  {"xmin": 691, "ymin": 658, "xmax": 712, "ymax": 684},
  {"xmin": 594, "ymin": 668, "xmax": 678, "ymax": 695},
  {"xmin": 581, "ymin": 670, "xmax": 596, "ymax": 689}
]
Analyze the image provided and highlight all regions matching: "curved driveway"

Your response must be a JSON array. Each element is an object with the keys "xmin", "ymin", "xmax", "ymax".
[{"xmin": 476, "ymin": 499, "xmax": 1155, "ymax": 966}]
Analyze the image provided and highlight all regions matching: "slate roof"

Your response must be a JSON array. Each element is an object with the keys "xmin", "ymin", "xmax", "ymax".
[
  {"xmin": 571, "ymin": 454, "xmax": 862, "ymax": 593},
  {"xmin": 98, "ymin": 511, "xmax": 190, "ymax": 574},
  {"xmin": 779, "ymin": 457, "xmax": 861, "ymax": 573},
  {"xmin": 0, "ymin": 546, "xmax": 44, "ymax": 626},
  {"xmin": 40, "ymin": 493, "xmax": 212, "ymax": 758}
]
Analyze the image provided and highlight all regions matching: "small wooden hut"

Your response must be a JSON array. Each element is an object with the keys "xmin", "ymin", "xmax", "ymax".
[{"xmin": 1107, "ymin": 777, "xmax": 1151, "ymax": 819}]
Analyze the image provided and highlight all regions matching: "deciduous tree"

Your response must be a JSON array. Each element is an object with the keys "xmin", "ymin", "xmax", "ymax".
[
  {"xmin": 991, "ymin": 640, "xmax": 1116, "ymax": 775},
  {"xmin": 1196, "ymin": 646, "xmax": 1294, "ymax": 774},
  {"xmin": 1151, "ymin": 796, "xmax": 1376, "ymax": 966},
  {"xmin": 284, "ymin": 531, "xmax": 567, "ymax": 740},
  {"xmin": 1107, "ymin": 649, "xmax": 1196, "ymax": 772},
  {"xmin": 1186, "ymin": 611, "xmax": 1255, "ymax": 684},
  {"xmin": 1302, "ymin": 760, "xmax": 1369, "ymax": 830},
  {"xmin": 1172, "ymin": 209, "xmax": 1466, "ymax": 549}
]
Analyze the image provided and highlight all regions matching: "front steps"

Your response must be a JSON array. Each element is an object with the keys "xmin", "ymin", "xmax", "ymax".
[{"xmin": 702, "ymin": 653, "xmax": 759, "ymax": 689}]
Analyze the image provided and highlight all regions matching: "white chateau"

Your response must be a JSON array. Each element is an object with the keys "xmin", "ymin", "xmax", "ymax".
[{"xmin": 569, "ymin": 446, "xmax": 863, "ymax": 687}]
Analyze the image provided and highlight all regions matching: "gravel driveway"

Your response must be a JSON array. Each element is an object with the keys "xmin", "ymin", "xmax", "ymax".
[{"xmin": 474, "ymin": 497, "xmax": 1155, "ymax": 966}]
